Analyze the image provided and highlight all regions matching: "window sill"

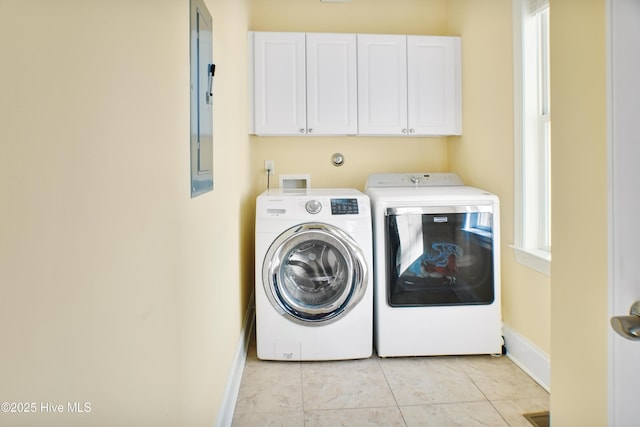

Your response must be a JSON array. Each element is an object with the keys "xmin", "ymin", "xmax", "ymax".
[{"xmin": 510, "ymin": 245, "xmax": 551, "ymax": 276}]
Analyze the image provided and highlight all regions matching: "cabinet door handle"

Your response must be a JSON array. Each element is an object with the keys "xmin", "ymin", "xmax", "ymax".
[
  {"xmin": 402, "ymin": 128, "xmax": 408, "ymax": 134},
  {"xmin": 299, "ymin": 128, "xmax": 306, "ymax": 134},
  {"xmin": 409, "ymin": 128, "xmax": 415, "ymax": 134},
  {"xmin": 308, "ymin": 128, "xmax": 313, "ymax": 133}
]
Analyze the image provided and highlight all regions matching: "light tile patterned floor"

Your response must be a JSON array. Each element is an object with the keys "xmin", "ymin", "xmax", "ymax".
[{"xmin": 232, "ymin": 332, "xmax": 549, "ymax": 426}]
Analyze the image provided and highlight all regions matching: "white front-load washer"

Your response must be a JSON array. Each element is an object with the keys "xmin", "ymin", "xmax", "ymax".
[
  {"xmin": 255, "ymin": 188, "xmax": 373, "ymax": 361},
  {"xmin": 365, "ymin": 173, "xmax": 502, "ymax": 357}
]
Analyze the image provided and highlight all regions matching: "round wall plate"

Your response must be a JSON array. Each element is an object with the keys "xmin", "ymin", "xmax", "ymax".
[{"xmin": 331, "ymin": 153, "xmax": 345, "ymax": 167}]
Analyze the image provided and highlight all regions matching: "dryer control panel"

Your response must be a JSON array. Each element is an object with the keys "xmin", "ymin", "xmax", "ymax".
[{"xmin": 365, "ymin": 172, "xmax": 464, "ymax": 188}]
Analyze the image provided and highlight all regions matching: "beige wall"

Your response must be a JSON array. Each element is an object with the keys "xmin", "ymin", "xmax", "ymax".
[
  {"xmin": 249, "ymin": 0, "xmax": 552, "ymax": 360},
  {"xmin": 447, "ymin": 0, "xmax": 552, "ymax": 358},
  {"xmin": 249, "ymin": 0, "xmax": 451, "ymax": 196},
  {"xmin": 182, "ymin": 0, "xmax": 253, "ymax": 423},
  {"xmin": 550, "ymin": 0, "xmax": 609, "ymax": 424},
  {"xmin": 250, "ymin": 0, "xmax": 448, "ymax": 35},
  {"xmin": 3, "ymin": 0, "xmax": 608, "ymax": 424},
  {"xmin": 0, "ymin": 0, "xmax": 251, "ymax": 425}
]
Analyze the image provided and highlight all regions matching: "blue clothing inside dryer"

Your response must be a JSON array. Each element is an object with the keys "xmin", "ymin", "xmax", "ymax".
[{"xmin": 404, "ymin": 242, "xmax": 463, "ymax": 278}]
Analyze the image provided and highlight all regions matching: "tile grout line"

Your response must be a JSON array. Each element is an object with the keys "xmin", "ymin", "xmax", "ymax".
[
  {"xmin": 462, "ymin": 355, "xmax": 513, "ymax": 426},
  {"xmin": 375, "ymin": 354, "xmax": 409, "ymax": 427},
  {"xmin": 299, "ymin": 360, "xmax": 307, "ymax": 426}
]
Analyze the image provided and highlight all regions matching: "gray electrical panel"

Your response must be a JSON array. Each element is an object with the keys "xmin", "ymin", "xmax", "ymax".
[{"xmin": 190, "ymin": 0, "xmax": 214, "ymax": 197}]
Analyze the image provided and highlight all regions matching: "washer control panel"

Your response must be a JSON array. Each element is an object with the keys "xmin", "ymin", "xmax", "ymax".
[
  {"xmin": 257, "ymin": 189, "xmax": 370, "ymax": 221},
  {"xmin": 304, "ymin": 198, "xmax": 360, "ymax": 215},
  {"xmin": 330, "ymin": 198, "xmax": 359, "ymax": 215},
  {"xmin": 305, "ymin": 200, "xmax": 322, "ymax": 214}
]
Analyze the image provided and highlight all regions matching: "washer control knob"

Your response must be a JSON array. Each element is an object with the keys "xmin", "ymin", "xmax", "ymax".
[{"xmin": 305, "ymin": 200, "xmax": 322, "ymax": 214}]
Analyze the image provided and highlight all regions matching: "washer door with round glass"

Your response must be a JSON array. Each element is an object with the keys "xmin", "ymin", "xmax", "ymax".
[{"xmin": 263, "ymin": 222, "xmax": 368, "ymax": 325}]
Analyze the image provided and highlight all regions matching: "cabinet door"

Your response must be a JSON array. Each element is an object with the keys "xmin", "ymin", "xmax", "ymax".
[
  {"xmin": 357, "ymin": 34, "xmax": 408, "ymax": 136},
  {"xmin": 306, "ymin": 33, "xmax": 357, "ymax": 135},
  {"xmin": 407, "ymin": 36, "xmax": 462, "ymax": 135},
  {"xmin": 253, "ymin": 32, "xmax": 306, "ymax": 135}
]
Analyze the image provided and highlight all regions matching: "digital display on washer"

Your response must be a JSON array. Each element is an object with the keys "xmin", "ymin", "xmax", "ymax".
[{"xmin": 330, "ymin": 198, "xmax": 359, "ymax": 215}]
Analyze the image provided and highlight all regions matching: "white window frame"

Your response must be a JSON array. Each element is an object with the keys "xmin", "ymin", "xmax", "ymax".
[{"xmin": 511, "ymin": 0, "xmax": 551, "ymax": 276}]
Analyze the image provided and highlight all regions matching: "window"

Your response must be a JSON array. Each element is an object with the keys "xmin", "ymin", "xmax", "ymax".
[{"xmin": 512, "ymin": 0, "xmax": 551, "ymax": 275}]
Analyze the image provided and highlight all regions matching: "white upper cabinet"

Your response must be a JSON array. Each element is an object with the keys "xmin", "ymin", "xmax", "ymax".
[
  {"xmin": 251, "ymin": 32, "xmax": 461, "ymax": 137},
  {"xmin": 407, "ymin": 36, "xmax": 461, "ymax": 136},
  {"xmin": 306, "ymin": 33, "xmax": 358, "ymax": 135},
  {"xmin": 358, "ymin": 34, "xmax": 461, "ymax": 136},
  {"xmin": 251, "ymin": 32, "xmax": 357, "ymax": 136},
  {"xmin": 357, "ymin": 34, "xmax": 408, "ymax": 136},
  {"xmin": 253, "ymin": 32, "xmax": 306, "ymax": 135}
]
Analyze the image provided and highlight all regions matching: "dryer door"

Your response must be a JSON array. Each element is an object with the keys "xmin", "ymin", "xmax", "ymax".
[
  {"xmin": 263, "ymin": 222, "xmax": 368, "ymax": 324},
  {"xmin": 385, "ymin": 205, "xmax": 495, "ymax": 307}
]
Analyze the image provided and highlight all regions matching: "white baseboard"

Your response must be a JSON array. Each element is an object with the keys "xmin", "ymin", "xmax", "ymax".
[
  {"xmin": 215, "ymin": 294, "xmax": 255, "ymax": 427},
  {"xmin": 503, "ymin": 325, "xmax": 551, "ymax": 392}
]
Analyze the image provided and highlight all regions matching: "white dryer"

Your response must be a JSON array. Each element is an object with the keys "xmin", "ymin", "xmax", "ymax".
[
  {"xmin": 365, "ymin": 173, "xmax": 502, "ymax": 357},
  {"xmin": 255, "ymin": 189, "xmax": 373, "ymax": 361}
]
